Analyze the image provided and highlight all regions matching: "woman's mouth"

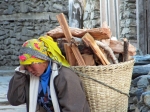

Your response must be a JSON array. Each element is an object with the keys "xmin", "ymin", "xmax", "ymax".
[{"xmin": 32, "ymin": 73, "xmax": 36, "ymax": 76}]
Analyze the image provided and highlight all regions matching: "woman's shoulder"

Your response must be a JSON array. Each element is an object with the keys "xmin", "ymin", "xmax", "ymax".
[
  {"xmin": 59, "ymin": 66, "xmax": 75, "ymax": 74},
  {"xmin": 57, "ymin": 66, "xmax": 80, "ymax": 80}
]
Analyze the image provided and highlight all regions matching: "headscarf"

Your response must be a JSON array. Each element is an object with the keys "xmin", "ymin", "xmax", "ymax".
[{"xmin": 19, "ymin": 35, "xmax": 70, "ymax": 67}]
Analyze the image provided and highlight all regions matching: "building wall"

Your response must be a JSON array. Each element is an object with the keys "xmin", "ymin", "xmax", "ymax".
[{"xmin": 83, "ymin": 0, "xmax": 137, "ymax": 41}]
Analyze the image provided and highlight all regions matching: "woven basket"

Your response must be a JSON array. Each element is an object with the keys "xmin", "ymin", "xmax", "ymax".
[{"xmin": 71, "ymin": 60, "xmax": 134, "ymax": 112}]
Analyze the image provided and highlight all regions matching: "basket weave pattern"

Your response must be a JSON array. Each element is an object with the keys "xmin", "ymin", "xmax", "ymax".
[{"xmin": 71, "ymin": 60, "xmax": 134, "ymax": 112}]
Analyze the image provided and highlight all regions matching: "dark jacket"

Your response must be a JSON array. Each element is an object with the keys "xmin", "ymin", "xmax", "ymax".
[{"xmin": 7, "ymin": 66, "xmax": 90, "ymax": 112}]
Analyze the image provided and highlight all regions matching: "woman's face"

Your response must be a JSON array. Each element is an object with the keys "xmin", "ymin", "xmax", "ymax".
[{"xmin": 24, "ymin": 61, "xmax": 49, "ymax": 77}]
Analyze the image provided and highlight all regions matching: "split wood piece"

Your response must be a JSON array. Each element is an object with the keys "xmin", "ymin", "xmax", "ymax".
[
  {"xmin": 82, "ymin": 33, "xmax": 110, "ymax": 65},
  {"xmin": 56, "ymin": 13, "xmax": 86, "ymax": 66},
  {"xmin": 82, "ymin": 54, "xmax": 96, "ymax": 66},
  {"xmin": 64, "ymin": 43, "xmax": 77, "ymax": 66},
  {"xmin": 123, "ymin": 38, "xmax": 129, "ymax": 62},
  {"xmin": 47, "ymin": 26, "xmax": 112, "ymax": 40},
  {"xmin": 96, "ymin": 40, "xmax": 118, "ymax": 64}
]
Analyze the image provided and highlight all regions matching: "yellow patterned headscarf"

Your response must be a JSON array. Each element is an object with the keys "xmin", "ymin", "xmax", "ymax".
[{"xmin": 19, "ymin": 35, "xmax": 70, "ymax": 67}]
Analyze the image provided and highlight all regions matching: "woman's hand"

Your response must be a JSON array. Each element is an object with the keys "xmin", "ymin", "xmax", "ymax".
[{"xmin": 19, "ymin": 65, "xmax": 25, "ymax": 71}]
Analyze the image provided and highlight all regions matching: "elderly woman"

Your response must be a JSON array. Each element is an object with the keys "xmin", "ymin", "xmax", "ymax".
[{"xmin": 7, "ymin": 35, "xmax": 90, "ymax": 112}]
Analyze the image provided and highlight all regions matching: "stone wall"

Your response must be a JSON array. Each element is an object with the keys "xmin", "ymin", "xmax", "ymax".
[
  {"xmin": 0, "ymin": 0, "xmax": 68, "ymax": 66},
  {"xmin": 120, "ymin": 0, "xmax": 137, "ymax": 46},
  {"xmin": 83, "ymin": 0, "xmax": 100, "ymax": 29},
  {"xmin": 0, "ymin": 0, "xmax": 137, "ymax": 66}
]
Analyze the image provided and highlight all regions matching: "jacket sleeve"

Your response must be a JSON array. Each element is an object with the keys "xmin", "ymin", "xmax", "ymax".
[
  {"xmin": 7, "ymin": 71, "xmax": 29, "ymax": 106},
  {"xmin": 54, "ymin": 67, "xmax": 90, "ymax": 112}
]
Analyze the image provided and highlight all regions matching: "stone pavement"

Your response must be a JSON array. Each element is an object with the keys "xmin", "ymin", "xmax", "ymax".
[{"xmin": 0, "ymin": 66, "xmax": 26, "ymax": 112}]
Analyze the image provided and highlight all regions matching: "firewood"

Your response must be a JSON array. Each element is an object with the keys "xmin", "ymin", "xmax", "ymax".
[
  {"xmin": 82, "ymin": 54, "xmax": 96, "ymax": 66},
  {"xmin": 56, "ymin": 13, "xmax": 86, "ymax": 66},
  {"xmin": 123, "ymin": 38, "xmax": 129, "ymax": 62},
  {"xmin": 57, "ymin": 37, "xmax": 117, "ymax": 64},
  {"xmin": 118, "ymin": 53, "xmax": 123, "ymax": 62},
  {"xmin": 109, "ymin": 39, "xmax": 136, "ymax": 56},
  {"xmin": 56, "ymin": 38, "xmax": 93, "ymax": 56},
  {"xmin": 47, "ymin": 26, "xmax": 112, "ymax": 40},
  {"xmin": 82, "ymin": 33, "xmax": 110, "ymax": 65},
  {"xmin": 95, "ymin": 40, "xmax": 118, "ymax": 64},
  {"xmin": 64, "ymin": 43, "xmax": 77, "ymax": 66},
  {"xmin": 101, "ymin": 39, "xmax": 110, "ymax": 46}
]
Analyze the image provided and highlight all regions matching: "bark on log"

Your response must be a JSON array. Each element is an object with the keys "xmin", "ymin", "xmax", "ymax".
[
  {"xmin": 95, "ymin": 40, "xmax": 118, "ymax": 64},
  {"xmin": 123, "ymin": 38, "xmax": 129, "ymax": 62}
]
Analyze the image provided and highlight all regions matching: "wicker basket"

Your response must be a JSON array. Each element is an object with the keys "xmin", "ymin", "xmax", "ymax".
[{"xmin": 71, "ymin": 60, "xmax": 134, "ymax": 112}]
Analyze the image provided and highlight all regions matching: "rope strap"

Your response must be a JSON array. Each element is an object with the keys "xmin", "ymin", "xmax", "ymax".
[{"xmin": 71, "ymin": 68, "xmax": 130, "ymax": 97}]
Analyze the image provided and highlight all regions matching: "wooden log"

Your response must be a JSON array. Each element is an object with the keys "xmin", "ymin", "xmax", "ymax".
[
  {"xmin": 82, "ymin": 33, "xmax": 110, "ymax": 65},
  {"xmin": 95, "ymin": 40, "xmax": 118, "ymax": 64},
  {"xmin": 123, "ymin": 38, "xmax": 129, "ymax": 62},
  {"xmin": 109, "ymin": 39, "xmax": 136, "ymax": 56},
  {"xmin": 56, "ymin": 13, "xmax": 86, "ymax": 66},
  {"xmin": 47, "ymin": 26, "xmax": 112, "ymax": 40}
]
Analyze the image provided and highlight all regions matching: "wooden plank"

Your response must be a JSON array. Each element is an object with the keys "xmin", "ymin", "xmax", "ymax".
[
  {"xmin": 100, "ymin": 0, "xmax": 120, "ymax": 38},
  {"xmin": 82, "ymin": 33, "xmax": 110, "ymax": 65},
  {"xmin": 56, "ymin": 13, "xmax": 86, "ymax": 66},
  {"xmin": 109, "ymin": 0, "xmax": 116, "ymax": 36},
  {"xmin": 114, "ymin": 0, "xmax": 120, "ymax": 39},
  {"xmin": 137, "ymin": 0, "xmax": 147, "ymax": 54},
  {"xmin": 147, "ymin": 0, "xmax": 150, "ymax": 54},
  {"xmin": 100, "ymin": 0, "xmax": 107, "ymax": 26},
  {"xmin": 64, "ymin": 43, "xmax": 76, "ymax": 66}
]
